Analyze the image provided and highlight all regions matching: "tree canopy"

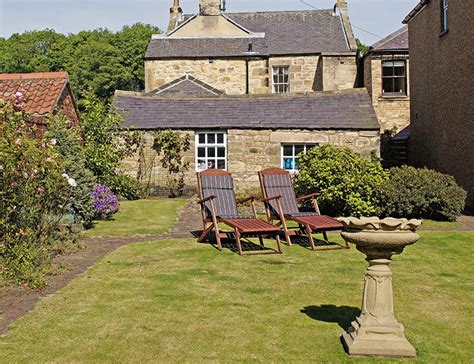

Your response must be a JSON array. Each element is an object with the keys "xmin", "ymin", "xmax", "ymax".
[{"xmin": 0, "ymin": 24, "xmax": 161, "ymax": 106}]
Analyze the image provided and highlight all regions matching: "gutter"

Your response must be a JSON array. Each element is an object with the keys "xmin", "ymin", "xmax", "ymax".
[{"xmin": 403, "ymin": 0, "xmax": 430, "ymax": 24}]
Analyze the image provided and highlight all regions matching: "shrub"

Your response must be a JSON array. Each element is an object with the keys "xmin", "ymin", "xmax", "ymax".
[
  {"xmin": 81, "ymin": 93, "xmax": 143, "ymax": 199},
  {"xmin": 90, "ymin": 184, "xmax": 120, "ymax": 219},
  {"xmin": 45, "ymin": 116, "xmax": 96, "ymax": 225},
  {"xmin": 293, "ymin": 145, "xmax": 388, "ymax": 217},
  {"xmin": 1, "ymin": 100, "xmax": 76, "ymax": 288},
  {"xmin": 378, "ymin": 166, "xmax": 467, "ymax": 221}
]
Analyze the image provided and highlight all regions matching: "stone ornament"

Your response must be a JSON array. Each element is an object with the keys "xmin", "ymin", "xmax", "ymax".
[{"xmin": 337, "ymin": 217, "xmax": 422, "ymax": 358}]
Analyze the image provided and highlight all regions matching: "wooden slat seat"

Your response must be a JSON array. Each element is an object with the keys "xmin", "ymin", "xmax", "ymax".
[
  {"xmin": 291, "ymin": 215, "xmax": 343, "ymax": 231},
  {"xmin": 197, "ymin": 169, "xmax": 282, "ymax": 255}
]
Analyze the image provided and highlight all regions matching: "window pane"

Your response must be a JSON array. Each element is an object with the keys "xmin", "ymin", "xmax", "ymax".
[
  {"xmin": 382, "ymin": 64, "xmax": 394, "ymax": 77},
  {"xmin": 198, "ymin": 134, "xmax": 205, "ymax": 144},
  {"xmin": 217, "ymin": 160, "xmax": 226, "ymax": 170},
  {"xmin": 208, "ymin": 147, "xmax": 216, "ymax": 157},
  {"xmin": 208, "ymin": 160, "xmax": 216, "ymax": 169},
  {"xmin": 383, "ymin": 78, "xmax": 394, "ymax": 93},
  {"xmin": 197, "ymin": 160, "xmax": 206, "ymax": 171},
  {"xmin": 394, "ymin": 65, "xmax": 405, "ymax": 77},
  {"xmin": 294, "ymin": 159, "xmax": 299, "ymax": 170},
  {"xmin": 283, "ymin": 145, "xmax": 293, "ymax": 156},
  {"xmin": 283, "ymin": 158, "xmax": 294, "ymax": 170},
  {"xmin": 207, "ymin": 134, "xmax": 215, "ymax": 144},
  {"xmin": 217, "ymin": 147, "xmax": 225, "ymax": 157},
  {"xmin": 217, "ymin": 133, "xmax": 224, "ymax": 144},
  {"xmin": 393, "ymin": 78, "xmax": 406, "ymax": 94},
  {"xmin": 295, "ymin": 145, "xmax": 304, "ymax": 156},
  {"xmin": 198, "ymin": 147, "xmax": 206, "ymax": 158}
]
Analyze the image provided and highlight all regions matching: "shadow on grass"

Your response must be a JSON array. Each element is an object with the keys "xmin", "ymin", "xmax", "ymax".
[
  {"xmin": 301, "ymin": 305, "xmax": 360, "ymax": 330},
  {"xmin": 192, "ymin": 230, "xmax": 279, "ymax": 255},
  {"xmin": 290, "ymin": 235, "xmax": 346, "ymax": 251}
]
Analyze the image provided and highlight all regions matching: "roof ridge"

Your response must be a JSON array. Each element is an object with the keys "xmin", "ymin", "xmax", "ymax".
[{"xmin": 0, "ymin": 72, "xmax": 69, "ymax": 81}]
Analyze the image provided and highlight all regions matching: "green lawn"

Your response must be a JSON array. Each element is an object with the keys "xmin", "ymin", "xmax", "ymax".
[
  {"xmin": 83, "ymin": 198, "xmax": 186, "ymax": 237},
  {"xmin": 1, "ymin": 231, "xmax": 473, "ymax": 362}
]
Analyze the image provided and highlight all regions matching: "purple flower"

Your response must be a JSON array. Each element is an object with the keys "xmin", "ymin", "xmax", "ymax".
[{"xmin": 90, "ymin": 184, "xmax": 120, "ymax": 219}]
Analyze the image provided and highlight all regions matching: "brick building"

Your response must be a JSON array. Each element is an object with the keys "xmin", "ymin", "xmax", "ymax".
[
  {"xmin": 0, "ymin": 72, "xmax": 80, "ymax": 136},
  {"xmin": 116, "ymin": 0, "xmax": 381, "ymax": 194},
  {"xmin": 403, "ymin": 0, "xmax": 473, "ymax": 208}
]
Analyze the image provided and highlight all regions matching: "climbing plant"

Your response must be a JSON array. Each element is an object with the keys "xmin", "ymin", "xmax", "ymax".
[{"xmin": 152, "ymin": 130, "xmax": 191, "ymax": 197}]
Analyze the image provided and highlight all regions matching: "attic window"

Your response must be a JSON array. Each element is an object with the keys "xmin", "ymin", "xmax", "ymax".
[
  {"xmin": 272, "ymin": 66, "xmax": 290, "ymax": 94},
  {"xmin": 382, "ymin": 60, "xmax": 407, "ymax": 96}
]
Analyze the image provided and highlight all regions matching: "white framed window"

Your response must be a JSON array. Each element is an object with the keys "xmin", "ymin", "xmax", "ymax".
[
  {"xmin": 281, "ymin": 144, "xmax": 318, "ymax": 171},
  {"xmin": 272, "ymin": 66, "xmax": 290, "ymax": 94},
  {"xmin": 196, "ymin": 131, "xmax": 227, "ymax": 171},
  {"xmin": 382, "ymin": 60, "xmax": 407, "ymax": 95},
  {"xmin": 441, "ymin": 0, "xmax": 449, "ymax": 33}
]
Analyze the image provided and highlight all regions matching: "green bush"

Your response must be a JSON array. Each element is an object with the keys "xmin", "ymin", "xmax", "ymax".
[
  {"xmin": 1, "ymin": 101, "xmax": 76, "ymax": 288},
  {"xmin": 45, "ymin": 116, "xmax": 96, "ymax": 225},
  {"xmin": 378, "ymin": 166, "xmax": 467, "ymax": 221},
  {"xmin": 293, "ymin": 145, "xmax": 388, "ymax": 217},
  {"xmin": 81, "ymin": 93, "xmax": 143, "ymax": 199}
]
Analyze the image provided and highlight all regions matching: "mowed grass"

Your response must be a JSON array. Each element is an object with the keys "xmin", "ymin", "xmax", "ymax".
[
  {"xmin": 83, "ymin": 198, "xmax": 186, "ymax": 237},
  {"xmin": 1, "ymin": 231, "xmax": 473, "ymax": 362}
]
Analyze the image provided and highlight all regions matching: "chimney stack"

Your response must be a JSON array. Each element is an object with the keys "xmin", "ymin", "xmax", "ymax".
[
  {"xmin": 167, "ymin": 0, "xmax": 183, "ymax": 33},
  {"xmin": 199, "ymin": 0, "xmax": 221, "ymax": 16},
  {"xmin": 336, "ymin": 0, "xmax": 358, "ymax": 51}
]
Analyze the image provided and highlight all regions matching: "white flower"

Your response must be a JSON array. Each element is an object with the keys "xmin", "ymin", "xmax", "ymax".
[
  {"xmin": 50, "ymin": 138, "xmax": 57, "ymax": 146},
  {"xmin": 67, "ymin": 178, "xmax": 77, "ymax": 187},
  {"xmin": 62, "ymin": 173, "xmax": 69, "ymax": 179}
]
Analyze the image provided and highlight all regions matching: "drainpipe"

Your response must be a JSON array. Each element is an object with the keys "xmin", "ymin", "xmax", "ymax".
[{"xmin": 242, "ymin": 42, "xmax": 257, "ymax": 95}]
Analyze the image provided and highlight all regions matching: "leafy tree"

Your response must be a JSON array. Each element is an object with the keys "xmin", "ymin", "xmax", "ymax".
[
  {"xmin": 356, "ymin": 39, "xmax": 369, "ymax": 55},
  {"xmin": 0, "ymin": 24, "xmax": 161, "ymax": 104}
]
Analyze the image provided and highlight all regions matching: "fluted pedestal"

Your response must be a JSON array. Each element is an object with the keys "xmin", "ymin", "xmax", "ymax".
[{"xmin": 338, "ymin": 217, "xmax": 421, "ymax": 358}]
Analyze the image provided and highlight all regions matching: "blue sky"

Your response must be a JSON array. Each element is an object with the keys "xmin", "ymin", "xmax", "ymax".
[{"xmin": 0, "ymin": 0, "xmax": 418, "ymax": 45}]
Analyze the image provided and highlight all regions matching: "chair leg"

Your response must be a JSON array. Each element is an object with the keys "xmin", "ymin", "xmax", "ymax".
[
  {"xmin": 198, "ymin": 223, "xmax": 214, "ymax": 243},
  {"xmin": 214, "ymin": 223, "xmax": 222, "ymax": 251},
  {"xmin": 275, "ymin": 234, "xmax": 283, "ymax": 254},
  {"xmin": 305, "ymin": 224, "xmax": 316, "ymax": 250},
  {"xmin": 323, "ymin": 231, "xmax": 329, "ymax": 244},
  {"xmin": 258, "ymin": 235, "xmax": 265, "ymax": 247},
  {"xmin": 234, "ymin": 228, "xmax": 243, "ymax": 256}
]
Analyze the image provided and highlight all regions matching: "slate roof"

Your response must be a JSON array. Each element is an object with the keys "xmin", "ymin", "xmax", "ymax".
[
  {"xmin": 114, "ymin": 88, "xmax": 379, "ymax": 131},
  {"xmin": 0, "ymin": 72, "xmax": 70, "ymax": 116},
  {"xmin": 146, "ymin": 36, "xmax": 269, "ymax": 58},
  {"xmin": 371, "ymin": 26, "xmax": 409, "ymax": 51},
  {"xmin": 145, "ymin": 10, "xmax": 352, "ymax": 59},
  {"xmin": 148, "ymin": 75, "xmax": 224, "ymax": 96},
  {"xmin": 226, "ymin": 11, "xmax": 351, "ymax": 55}
]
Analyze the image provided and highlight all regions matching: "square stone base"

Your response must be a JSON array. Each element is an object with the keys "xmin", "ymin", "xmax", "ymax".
[{"xmin": 342, "ymin": 326, "xmax": 416, "ymax": 358}]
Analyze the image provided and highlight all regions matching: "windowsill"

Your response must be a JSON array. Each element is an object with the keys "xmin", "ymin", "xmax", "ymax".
[
  {"xmin": 380, "ymin": 94, "xmax": 409, "ymax": 100},
  {"xmin": 439, "ymin": 29, "xmax": 449, "ymax": 37}
]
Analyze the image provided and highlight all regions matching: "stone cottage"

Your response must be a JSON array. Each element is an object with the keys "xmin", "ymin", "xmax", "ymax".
[
  {"xmin": 403, "ymin": 0, "xmax": 473, "ymax": 208},
  {"xmin": 115, "ymin": 0, "xmax": 381, "ymax": 194}
]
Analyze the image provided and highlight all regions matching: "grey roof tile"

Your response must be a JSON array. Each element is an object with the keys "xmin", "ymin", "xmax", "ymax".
[
  {"xmin": 371, "ymin": 26, "xmax": 409, "ymax": 51},
  {"xmin": 145, "ymin": 10, "xmax": 351, "ymax": 59},
  {"xmin": 114, "ymin": 89, "xmax": 380, "ymax": 131}
]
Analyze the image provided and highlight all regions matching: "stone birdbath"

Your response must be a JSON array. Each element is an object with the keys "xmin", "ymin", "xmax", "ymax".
[{"xmin": 337, "ymin": 217, "xmax": 422, "ymax": 358}]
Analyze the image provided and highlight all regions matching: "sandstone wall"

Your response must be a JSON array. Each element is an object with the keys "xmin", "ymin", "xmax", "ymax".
[
  {"xmin": 322, "ymin": 56, "xmax": 358, "ymax": 91},
  {"xmin": 122, "ymin": 129, "xmax": 380, "ymax": 196},
  {"xmin": 364, "ymin": 54, "xmax": 410, "ymax": 132}
]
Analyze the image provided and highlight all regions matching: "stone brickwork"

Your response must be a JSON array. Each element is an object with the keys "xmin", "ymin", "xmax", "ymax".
[
  {"xmin": 322, "ymin": 56, "xmax": 358, "ymax": 91},
  {"xmin": 145, "ymin": 55, "xmax": 358, "ymax": 95},
  {"xmin": 122, "ymin": 129, "xmax": 380, "ymax": 196},
  {"xmin": 364, "ymin": 54, "xmax": 410, "ymax": 131}
]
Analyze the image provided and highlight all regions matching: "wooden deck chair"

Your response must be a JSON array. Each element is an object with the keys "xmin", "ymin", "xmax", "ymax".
[
  {"xmin": 258, "ymin": 168, "xmax": 347, "ymax": 250},
  {"xmin": 197, "ymin": 169, "xmax": 282, "ymax": 255}
]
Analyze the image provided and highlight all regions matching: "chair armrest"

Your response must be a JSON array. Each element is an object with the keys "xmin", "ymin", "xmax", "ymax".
[
  {"xmin": 197, "ymin": 195, "xmax": 216, "ymax": 204},
  {"xmin": 262, "ymin": 195, "xmax": 281, "ymax": 203},
  {"xmin": 296, "ymin": 192, "xmax": 320, "ymax": 202},
  {"xmin": 236, "ymin": 196, "xmax": 256, "ymax": 204}
]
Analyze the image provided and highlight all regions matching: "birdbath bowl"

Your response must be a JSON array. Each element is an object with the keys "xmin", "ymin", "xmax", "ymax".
[{"xmin": 337, "ymin": 217, "xmax": 422, "ymax": 358}]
